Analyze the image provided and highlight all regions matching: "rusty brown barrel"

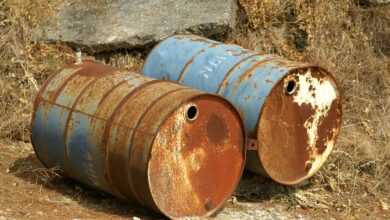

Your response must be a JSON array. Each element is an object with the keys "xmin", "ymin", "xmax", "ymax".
[
  {"xmin": 143, "ymin": 35, "xmax": 343, "ymax": 185},
  {"xmin": 31, "ymin": 60, "xmax": 246, "ymax": 218}
]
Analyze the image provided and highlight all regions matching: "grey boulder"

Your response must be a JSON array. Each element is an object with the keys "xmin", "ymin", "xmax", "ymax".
[{"xmin": 34, "ymin": 0, "xmax": 238, "ymax": 53}]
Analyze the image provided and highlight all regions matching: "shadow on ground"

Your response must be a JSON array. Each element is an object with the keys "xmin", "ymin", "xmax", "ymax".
[
  {"xmin": 8, "ymin": 153, "xmax": 310, "ymax": 219},
  {"xmin": 234, "ymin": 171, "xmax": 311, "ymax": 205},
  {"xmin": 9, "ymin": 153, "xmax": 164, "ymax": 220}
]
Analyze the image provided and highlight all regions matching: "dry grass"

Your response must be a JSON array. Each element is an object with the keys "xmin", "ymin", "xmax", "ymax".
[
  {"xmin": 0, "ymin": 0, "xmax": 74, "ymax": 141},
  {"xmin": 0, "ymin": 0, "xmax": 389, "ymax": 218},
  {"xmin": 0, "ymin": 0, "xmax": 143, "ymax": 141},
  {"xmin": 238, "ymin": 0, "xmax": 390, "ymax": 216}
]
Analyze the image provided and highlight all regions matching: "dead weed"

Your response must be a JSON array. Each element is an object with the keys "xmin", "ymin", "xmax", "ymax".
[{"xmin": 239, "ymin": 0, "xmax": 390, "ymax": 215}]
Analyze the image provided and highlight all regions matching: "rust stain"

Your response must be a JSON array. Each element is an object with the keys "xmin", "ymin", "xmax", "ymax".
[
  {"xmin": 97, "ymin": 76, "xmax": 138, "ymax": 107},
  {"xmin": 76, "ymin": 72, "xmax": 128, "ymax": 114},
  {"xmin": 102, "ymin": 79, "xmax": 167, "ymax": 141},
  {"xmin": 127, "ymin": 89, "xmax": 201, "ymax": 211},
  {"xmin": 32, "ymin": 72, "xmax": 58, "ymax": 114},
  {"xmin": 148, "ymin": 95, "xmax": 245, "ymax": 218},
  {"xmin": 105, "ymin": 120, "xmax": 137, "ymax": 200},
  {"xmin": 177, "ymin": 43, "xmax": 220, "ymax": 82},
  {"xmin": 216, "ymin": 53, "xmax": 263, "ymax": 94},
  {"xmin": 127, "ymin": 87, "xmax": 187, "ymax": 207},
  {"xmin": 102, "ymin": 80, "xmax": 166, "ymax": 198},
  {"xmin": 255, "ymin": 67, "xmax": 342, "ymax": 185},
  {"xmin": 174, "ymin": 35, "xmax": 215, "ymax": 44},
  {"xmin": 238, "ymin": 57, "xmax": 279, "ymax": 82},
  {"xmin": 209, "ymin": 43, "xmax": 220, "ymax": 48},
  {"xmin": 315, "ymin": 100, "xmax": 341, "ymax": 154},
  {"xmin": 94, "ymin": 77, "xmax": 151, "ymax": 120},
  {"xmin": 35, "ymin": 98, "xmax": 167, "ymax": 138},
  {"xmin": 72, "ymin": 61, "xmax": 115, "ymax": 76},
  {"xmin": 228, "ymin": 49, "xmax": 255, "ymax": 57},
  {"xmin": 49, "ymin": 71, "xmax": 82, "ymax": 102},
  {"xmin": 206, "ymin": 113, "xmax": 227, "ymax": 145},
  {"xmin": 189, "ymin": 36, "xmax": 217, "ymax": 44},
  {"xmin": 228, "ymin": 57, "xmax": 279, "ymax": 96},
  {"xmin": 31, "ymin": 71, "xmax": 60, "ymax": 163},
  {"xmin": 50, "ymin": 61, "xmax": 115, "ymax": 102},
  {"xmin": 37, "ymin": 99, "xmax": 105, "ymax": 122},
  {"xmin": 62, "ymin": 71, "xmax": 116, "ymax": 174}
]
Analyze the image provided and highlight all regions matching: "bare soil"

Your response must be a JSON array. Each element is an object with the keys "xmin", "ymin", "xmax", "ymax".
[{"xmin": 0, "ymin": 141, "xmax": 388, "ymax": 219}]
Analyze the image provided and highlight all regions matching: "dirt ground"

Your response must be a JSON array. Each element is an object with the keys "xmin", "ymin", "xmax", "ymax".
[
  {"xmin": 0, "ymin": 141, "xmax": 297, "ymax": 220},
  {"xmin": 0, "ymin": 141, "xmax": 388, "ymax": 219},
  {"xmin": 1, "ymin": 0, "xmax": 390, "ymax": 219}
]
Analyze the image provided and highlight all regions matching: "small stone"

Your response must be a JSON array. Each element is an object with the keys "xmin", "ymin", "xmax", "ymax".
[
  {"xmin": 381, "ymin": 200, "xmax": 389, "ymax": 211},
  {"xmin": 230, "ymin": 196, "xmax": 238, "ymax": 204},
  {"xmin": 360, "ymin": 0, "xmax": 390, "ymax": 6}
]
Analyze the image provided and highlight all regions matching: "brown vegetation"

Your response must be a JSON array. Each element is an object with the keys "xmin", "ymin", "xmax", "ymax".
[
  {"xmin": 237, "ymin": 0, "xmax": 390, "ymax": 216},
  {"xmin": 0, "ymin": 0, "xmax": 389, "ymax": 219}
]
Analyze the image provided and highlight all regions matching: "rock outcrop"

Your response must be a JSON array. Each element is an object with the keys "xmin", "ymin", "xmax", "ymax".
[{"xmin": 34, "ymin": 0, "xmax": 238, "ymax": 53}]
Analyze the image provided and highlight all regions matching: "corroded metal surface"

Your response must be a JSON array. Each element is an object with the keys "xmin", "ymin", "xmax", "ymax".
[
  {"xmin": 31, "ymin": 61, "xmax": 246, "ymax": 218},
  {"xmin": 149, "ymin": 96, "xmax": 244, "ymax": 217},
  {"xmin": 143, "ymin": 35, "xmax": 342, "ymax": 185},
  {"xmin": 256, "ymin": 68, "xmax": 341, "ymax": 184}
]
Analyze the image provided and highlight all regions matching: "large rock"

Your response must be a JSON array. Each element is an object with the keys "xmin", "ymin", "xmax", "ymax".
[
  {"xmin": 35, "ymin": 0, "xmax": 238, "ymax": 53},
  {"xmin": 368, "ymin": 0, "xmax": 390, "ymax": 4},
  {"xmin": 358, "ymin": 0, "xmax": 390, "ymax": 6}
]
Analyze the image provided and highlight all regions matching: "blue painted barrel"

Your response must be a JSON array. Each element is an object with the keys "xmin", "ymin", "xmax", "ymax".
[
  {"xmin": 31, "ymin": 60, "xmax": 246, "ymax": 218},
  {"xmin": 143, "ymin": 35, "xmax": 342, "ymax": 185}
]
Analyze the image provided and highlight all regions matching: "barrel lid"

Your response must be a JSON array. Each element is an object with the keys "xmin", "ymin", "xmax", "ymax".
[
  {"xmin": 148, "ymin": 95, "xmax": 245, "ymax": 218},
  {"xmin": 256, "ymin": 67, "xmax": 342, "ymax": 185}
]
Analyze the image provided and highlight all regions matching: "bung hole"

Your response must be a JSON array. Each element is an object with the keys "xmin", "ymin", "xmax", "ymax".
[
  {"xmin": 285, "ymin": 79, "xmax": 297, "ymax": 95},
  {"xmin": 186, "ymin": 105, "xmax": 198, "ymax": 121}
]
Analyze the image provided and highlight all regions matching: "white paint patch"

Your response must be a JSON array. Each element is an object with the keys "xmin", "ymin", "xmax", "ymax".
[
  {"xmin": 307, "ymin": 133, "xmax": 336, "ymax": 177},
  {"xmin": 290, "ymin": 70, "xmax": 338, "ymax": 174}
]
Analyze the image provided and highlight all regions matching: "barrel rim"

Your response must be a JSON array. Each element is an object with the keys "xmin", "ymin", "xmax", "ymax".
[
  {"xmin": 255, "ymin": 64, "xmax": 343, "ymax": 185},
  {"xmin": 30, "ymin": 64, "xmax": 72, "ymax": 169},
  {"xmin": 146, "ymin": 92, "xmax": 247, "ymax": 219},
  {"xmin": 31, "ymin": 72, "xmax": 58, "ymax": 169}
]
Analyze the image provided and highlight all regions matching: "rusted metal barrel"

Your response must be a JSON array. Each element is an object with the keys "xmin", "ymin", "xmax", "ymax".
[
  {"xmin": 31, "ymin": 60, "xmax": 246, "ymax": 218},
  {"xmin": 143, "ymin": 35, "xmax": 342, "ymax": 185}
]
